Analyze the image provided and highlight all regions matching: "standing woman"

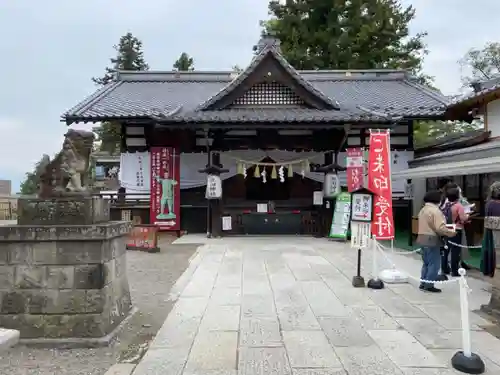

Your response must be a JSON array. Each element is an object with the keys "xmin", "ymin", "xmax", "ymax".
[
  {"xmin": 441, "ymin": 187, "xmax": 469, "ymax": 277},
  {"xmin": 481, "ymin": 181, "xmax": 500, "ymax": 276},
  {"xmin": 417, "ymin": 190, "xmax": 456, "ymax": 293}
]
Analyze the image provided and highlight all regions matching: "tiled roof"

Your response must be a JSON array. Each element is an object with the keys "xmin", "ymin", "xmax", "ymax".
[
  {"xmin": 150, "ymin": 107, "xmax": 389, "ymax": 123},
  {"xmin": 63, "ymin": 67, "xmax": 450, "ymax": 125},
  {"xmin": 448, "ymin": 76, "xmax": 500, "ymax": 109}
]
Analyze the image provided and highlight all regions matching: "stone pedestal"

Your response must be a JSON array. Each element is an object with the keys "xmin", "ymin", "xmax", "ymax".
[
  {"xmin": 0, "ymin": 197, "xmax": 133, "ymax": 347},
  {"xmin": 481, "ymin": 278, "xmax": 500, "ymax": 322}
]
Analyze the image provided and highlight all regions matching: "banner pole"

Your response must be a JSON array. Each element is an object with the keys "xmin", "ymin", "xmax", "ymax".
[{"xmin": 367, "ymin": 236, "xmax": 384, "ymax": 289}]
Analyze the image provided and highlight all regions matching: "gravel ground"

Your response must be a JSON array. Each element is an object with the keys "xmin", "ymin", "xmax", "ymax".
[{"xmin": 0, "ymin": 237, "xmax": 199, "ymax": 375}]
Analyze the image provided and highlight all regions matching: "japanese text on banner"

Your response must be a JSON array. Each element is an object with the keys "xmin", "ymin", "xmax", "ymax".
[
  {"xmin": 367, "ymin": 132, "xmax": 394, "ymax": 239},
  {"xmin": 346, "ymin": 148, "xmax": 363, "ymax": 192}
]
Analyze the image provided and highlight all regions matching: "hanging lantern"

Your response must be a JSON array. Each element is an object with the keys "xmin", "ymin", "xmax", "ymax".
[
  {"xmin": 323, "ymin": 172, "xmax": 340, "ymax": 198},
  {"xmin": 288, "ymin": 164, "xmax": 293, "ymax": 178},
  {"xmin": 254, "ymin": 165, "xmax": 260, "ymax": 178},
  {"xmin": 205, "ymin": 174, "xmax": 222, "ymax": 199},
  {"xmin": 271, "ymin": 165, "xmax": 277, "ymax": 179},
  {"xmin": 242, "ymin": 164, "xmax": 247, "ymax": 179}
]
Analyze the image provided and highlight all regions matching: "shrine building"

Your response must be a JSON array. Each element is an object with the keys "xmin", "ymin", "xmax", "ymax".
[{"xmin": 62, "ymin": 36, "xmax": 451, "ymax": 238}]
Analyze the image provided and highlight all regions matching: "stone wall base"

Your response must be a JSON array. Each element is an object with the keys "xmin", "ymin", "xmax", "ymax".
[
  {"xmin": 18, "ymin": 307, "xmax": 137, "ymax": 349},
  {"xmin": 0, "ymin": 220, "xmax": 133, "ymax": 346}
]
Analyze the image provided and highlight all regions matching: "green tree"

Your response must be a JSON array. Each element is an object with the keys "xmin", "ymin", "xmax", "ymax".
[
  {"xmin": 459, "ymin": 42, "xmax": 500, "ymax": 86},
  {"xmin": 261, "ymin": 0, "xmax": 431, "ymax": 84},
  {"xmin": 19, "ymin": 156, "xmax": 48, "ymax": 195},
  {"xmin": 413, "ymin": 120, "xmax": 482, "ymax": 149},
  {"xmin": 173, "ymin": 52, "xmax": 195, "ymax": 71},
  {"xmin": 92, "ymin": 32, "xmax": 149, "ymax": 153}
]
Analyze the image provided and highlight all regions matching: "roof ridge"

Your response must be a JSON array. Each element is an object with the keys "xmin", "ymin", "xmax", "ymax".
[{"xmin": 403, "ymin": 80, "xmax": 450, "ymax": 106}]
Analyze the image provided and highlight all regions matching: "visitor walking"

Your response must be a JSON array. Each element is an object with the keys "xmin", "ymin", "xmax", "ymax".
[
  {"xmin": 441, "ymin": 187, "xmax": 469, "ymax": 277},
  {"xmin": 417, "ymin": 190, "xmax": 456, "ymax": 293}
]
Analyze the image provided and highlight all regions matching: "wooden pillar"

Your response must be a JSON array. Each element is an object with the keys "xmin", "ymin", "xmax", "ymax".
[
  {"xmin": 199, "ymin": 151, "xmax": 228, "ymax": 238},
  {"xmin": 206, "ymin": 150, "xmax": 212, "ymax": 237},
  {"xmin": 407, "ymin": 179, "xmax": 413, "ymax": 247},
  {"xmin": 211, "ymin": 152, "xmax": 223, "ymax": 238},
  {"xmin": 322, "ymin": 152, "xmax": 334, "ymax": 237}
]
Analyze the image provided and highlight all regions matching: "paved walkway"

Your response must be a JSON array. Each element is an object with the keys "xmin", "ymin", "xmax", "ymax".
[{"xmin": 133, "ymin": 236, "xmax": 500, "ymax": 375}]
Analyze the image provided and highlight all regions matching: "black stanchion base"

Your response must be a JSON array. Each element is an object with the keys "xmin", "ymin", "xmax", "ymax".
[
  {"xmin": 367, "ymin": 278, "xmax": 385, "ymax": 289},
  {"xmin": 437, "ymin": 274, "xmax": 449, "ymax": 281},
  {"xmin": 352, "ymin": 276, "xmax": 365, "ymax": 288},
  {"xmin": 451, "ymin": 351, "xmax": 485, "ymax": 374}
]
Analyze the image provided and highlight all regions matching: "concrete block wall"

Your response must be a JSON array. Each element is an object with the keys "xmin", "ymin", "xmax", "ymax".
[{"xmin": 0, "ymin": 222, "xmax": 132, "ymax": 339}]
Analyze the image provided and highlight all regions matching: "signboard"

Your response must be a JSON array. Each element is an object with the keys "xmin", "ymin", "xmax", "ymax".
[
  {"xmin": 206, "ymin": 174, "xmax": 222, "ymax": 199},
  {"xmin": 126, "ymin": 226, "xmax": 159, "ymax": 252},
  {"xmin": 351, "ymin": 193, "xmax": 373, "ymax": 222},
  {"xmin": 367, "ymin": 131, "xmax": 395, "ymax": 239},
  {"xmin": 323, "ymin": 173, "xmax": 340, "ymax": 198},
  {"xmin": 222, "ymin": 216, "xmax": 232, "ymax": 231},
  {"xmin": 313, "ymin": 191, "xmax": 324, "ymax": 206},
  {"xmin": 350, "ymin": 221, "xmax": 371, "ymax": 249},
  {"xmin": 404, "ymin": 180, "xmax": 413, "ymax": 199},
  {"xmin": 150, "ymin": 147, "xmax": 181, "ymax": 231},
  {"xmin": 346, "ymin": 148, "xmax": 364, "ymax": 192},
  {"xmin": 328, "ymin": 192, "xmax": 351, "ymax": 239}
]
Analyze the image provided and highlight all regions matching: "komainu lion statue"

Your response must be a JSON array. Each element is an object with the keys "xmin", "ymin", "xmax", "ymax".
[{"xmin": 36, "ymin": 129, "xmax": 95, "ymax": 198}]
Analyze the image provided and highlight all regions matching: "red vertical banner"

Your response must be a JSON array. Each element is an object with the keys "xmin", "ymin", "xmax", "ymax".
[
  {"xmin": 346, "ymin": 148, "xmax": 364, "ymax": 192},
  {"xmin": 367, "ymin": 131, "xmax": 394, "ymax": 239},
  {"xmin": 150, "ymin": 147, "xmax": 181, "ymax": 231}
]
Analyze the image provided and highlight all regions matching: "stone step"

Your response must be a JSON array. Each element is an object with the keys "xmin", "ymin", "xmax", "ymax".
[
  {"xmin": 104, "ymin": 364, "xmax": 136, "ymax": 375},
  {"xmin": 0, "ymin": 328, "xmax": 19, "ymax": 351}
]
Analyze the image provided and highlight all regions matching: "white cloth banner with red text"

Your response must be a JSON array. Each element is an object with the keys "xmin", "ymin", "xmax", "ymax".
[{"xmin": 367, "ymin": 131, "xmax": 395, "ymax": 239}]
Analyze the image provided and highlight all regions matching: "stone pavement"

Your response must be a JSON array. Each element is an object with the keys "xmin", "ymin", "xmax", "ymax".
[{"xmin": 133, "ymin": 236, "xmax": 500, "ymax": 375}]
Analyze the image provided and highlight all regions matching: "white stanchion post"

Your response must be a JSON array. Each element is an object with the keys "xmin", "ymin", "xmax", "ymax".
[
  {"xmin": 367, "ymin": 237, "xmax": 384, "ymax": 289},
  {"xmin": 451, "ymin": 268, "xmax": 485, "ymax": 374}
]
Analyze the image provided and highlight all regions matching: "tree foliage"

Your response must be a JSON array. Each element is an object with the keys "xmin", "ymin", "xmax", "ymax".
[
  {"xmin": 459, "ymin": 42, "xmax": 500, "ymax": 85},
  {"xmin": 19, "ymin": 156, "xmax": 49, "ymax": 195},
  {"xmin": 92, "ymin": 32, "xmax": 149, "ymax": 153},
  {"xmin": 173, "ymin": 52, "xmax": 195, "ymax": 71},
  {"xmin": 413, "ymin": 120, "xmax": 482, "ymax": 149},
  {"xmin": 261, "ymin": 0, "xmax": 431, "ymax": 84}
]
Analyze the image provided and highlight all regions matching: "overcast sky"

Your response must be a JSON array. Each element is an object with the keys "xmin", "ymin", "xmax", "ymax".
[{"xmin": 0, "ymin": 0, "xmax": 498, "ymax": 192}]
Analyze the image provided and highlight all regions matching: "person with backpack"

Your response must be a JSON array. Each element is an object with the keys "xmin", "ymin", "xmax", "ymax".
[
  {"xmin": 441, "ymin": 187, "xmax": 469, "ymax": 277},
  {"xmin": 417, "ymin": 190, "xmax": 457, "ymax": 293}
]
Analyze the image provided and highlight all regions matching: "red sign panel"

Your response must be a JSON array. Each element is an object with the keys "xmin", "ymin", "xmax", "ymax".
[
  {"xmin": 367, "ymin": 132, "xmax": 394, "ymax": 239},
  {"xmin": 126, "ymin": 226, "xmax": 158, "ymax": 251},
  {"xmin": 346, "ymin": 148, "xmax": 364, "ymax": 192},
  {"xmin": 150, "ymin": 147, "xmax": 180, "ymax": 231}
]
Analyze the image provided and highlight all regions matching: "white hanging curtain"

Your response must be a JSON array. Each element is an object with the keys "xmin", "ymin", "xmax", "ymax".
[{"xmin": 118, "ymin": 150, "xmax": 349, "ymax": 191}]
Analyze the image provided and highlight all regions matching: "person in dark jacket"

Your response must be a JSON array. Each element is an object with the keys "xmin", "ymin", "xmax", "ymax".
[
  {"xmin": 482, "ymin": 181, "xmax": 500, "ymax": 276},
  {"xmin": 441, "ymin": 187, "xmax": 469, "ymax": 276}
]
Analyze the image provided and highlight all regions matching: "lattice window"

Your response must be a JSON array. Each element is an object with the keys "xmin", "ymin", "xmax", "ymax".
[{"xmin": 232, "ymin": 82, "xmax": 305, "ymax": 106}]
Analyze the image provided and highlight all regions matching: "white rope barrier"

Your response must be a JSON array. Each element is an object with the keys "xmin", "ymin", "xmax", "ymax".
[
  {"xmin": 446, "ymin": 240, "xmax": 482, "ymax": 249},
  {"xmin": 377, "ymin": 241, "xmax": 421, "ymax": 255},
  {"xmin": 376, "ymin": 242, "xmax": 486, "ymax": 372},
  {"xmin": 376, "ymin": 243, "xmax": 460, "ymax": 285}
]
